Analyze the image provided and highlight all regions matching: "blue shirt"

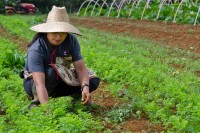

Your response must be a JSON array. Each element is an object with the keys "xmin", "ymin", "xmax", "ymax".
[{"xmin": 25, "ymin": 33, "xmax": 82, "ymax": 73}]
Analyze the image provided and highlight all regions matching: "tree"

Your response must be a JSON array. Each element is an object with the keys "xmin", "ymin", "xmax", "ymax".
[{"xmin": 21, "ymin": 0, "xmax": 85, "ymax": 14}]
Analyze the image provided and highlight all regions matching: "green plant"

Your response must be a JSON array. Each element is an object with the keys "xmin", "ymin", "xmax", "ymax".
[
  {"xmin": 2, "ymin": 51, "xmax": 25, "ymax": 73},
  {"xmin": 1, "ymin": 15, "xmax": 200, "ymax": 132},
  {"xmin": 105, "ymin": 103, "xmax": 135, "ymax": 123}
]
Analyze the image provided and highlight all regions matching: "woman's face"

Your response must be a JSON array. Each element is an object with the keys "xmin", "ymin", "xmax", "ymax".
[{"xmin": 47, "ymin": 32, "xmax": 67, "ymax": 45}]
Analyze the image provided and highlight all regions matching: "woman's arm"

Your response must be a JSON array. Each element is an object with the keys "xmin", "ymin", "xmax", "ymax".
[
  {"xmin": 73, "ymin": 59, "xmax": 91, "ymax": 105},
  {"xmin": 32, "ymin": 72, "xmax": 49, "ymax": 104}
]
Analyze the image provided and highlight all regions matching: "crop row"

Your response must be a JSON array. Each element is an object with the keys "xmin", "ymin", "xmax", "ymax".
[
  {"xmin": 0, "ymin": 17, "xmax": 103, "ymax": 132},
  {"xmin": 0, "ymin": 15, "xmax": 200, "ymax": 132},
  {"xmin": 78, "ymin": 0, "xmax": 200, "ymax": 25}
]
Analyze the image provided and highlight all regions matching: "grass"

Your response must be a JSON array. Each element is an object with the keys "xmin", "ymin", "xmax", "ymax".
[{"xmin": 0, "ymin": 14, "xmax": 200, "ymax": 132}]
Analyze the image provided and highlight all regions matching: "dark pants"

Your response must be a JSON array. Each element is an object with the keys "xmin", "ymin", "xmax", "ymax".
[{"xmin": 23, "ymin": 67, "xmax": 100, "ymax": 100}]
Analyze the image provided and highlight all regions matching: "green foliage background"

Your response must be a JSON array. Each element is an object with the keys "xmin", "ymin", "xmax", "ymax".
[
  {"xmin": 0, "ymin": 0, "xmax": 85, "ymax": 14},
  {"xmin": 21, "ymin": 0, "xmax": 85, "ymax": 13}
]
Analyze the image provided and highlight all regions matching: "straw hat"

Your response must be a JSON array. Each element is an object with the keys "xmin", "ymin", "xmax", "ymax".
[{"xmin": 30, "ymin": 6, "xmax": 82, "ymax": 35}]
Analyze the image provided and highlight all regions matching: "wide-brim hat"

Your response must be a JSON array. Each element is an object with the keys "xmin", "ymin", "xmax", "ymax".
[{"xmin": 30, "ymin": 6, "xmax": 81, "ymax": 35}]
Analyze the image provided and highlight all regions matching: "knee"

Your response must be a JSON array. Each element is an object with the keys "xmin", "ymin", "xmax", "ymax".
[
  {"xmin": 45, "ymin": 66, "xmax": 57, "ymax": 81},
  {"xmin": 23, "ymin": 79, "xmax": 34, "ymax": 98},
  {"xmin": 89, "ymin": 78, "xmax": 100, "ymax": 92},
  {"xmin": 45, "ymin": 66, "xmax": 58, "ymax": 89}
]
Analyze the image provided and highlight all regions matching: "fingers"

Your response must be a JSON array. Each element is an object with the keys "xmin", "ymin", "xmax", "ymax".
[
  {"xmin": 81, "ymin": 94, "xmax": 84, "ymax": 102},
  {"xmin": 81, "ymin": 93, "xmax": 91, "ymax": 105}
]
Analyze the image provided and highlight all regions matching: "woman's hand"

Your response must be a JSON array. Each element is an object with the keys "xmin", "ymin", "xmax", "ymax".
[
  {"xmin": 73, "ymin": 59, "xmax": 91, "ymax": 105},
  {"xmin": 81, "ymin": 86, "xmax": 92, "ymax": 105}
]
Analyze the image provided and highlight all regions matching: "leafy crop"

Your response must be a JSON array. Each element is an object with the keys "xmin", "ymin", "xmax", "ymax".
[
  {"xmin": 78, "ymin": 27, "xmax": 200, "ymax": 132},
  {"xmin": 0, "ymin": 31, "xmax": 103, "ymax": 132},
  {"xmin": 0, "ymin": 37, "xmax": 25, "ymax": 74},
  {"xmin": 2, "ymin": 51, "xmax": 25, "ymax": 73},
  {"xmin": 78, "ymin": 1, "xmax": 200, "ymax": 25},
  {"xmin": 105, "ymin": 103, "xmax": 135, "ymax": 123},
  {"xmin": 1, "ymin": 15, "xmax": 200, "ymax": 132}
]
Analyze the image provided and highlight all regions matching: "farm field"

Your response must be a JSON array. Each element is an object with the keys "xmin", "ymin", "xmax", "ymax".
[
  {"xmin": 0, "ymin": 14, "xmax": 200, "ymax": 132},
  {"xmin": 71, "ymin": 16, "xmax": 200, "ymax": 54}
]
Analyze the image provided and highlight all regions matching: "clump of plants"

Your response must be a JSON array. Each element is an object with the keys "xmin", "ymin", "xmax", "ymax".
[{"xmin": 2, "ymin": 51, "xmax": 25, "ymax": 73}]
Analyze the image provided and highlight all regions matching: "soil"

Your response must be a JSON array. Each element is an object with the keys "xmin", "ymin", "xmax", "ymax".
[
  {"xmin": 71, "ymin": 16, "xmax": 200, "ymax": 54},
  {"xmin": 1, "ymin": 16, "xmax": 200, "ymax": 132},
  {"xmin": 0, "ymin": 25, "xmax": 29, "ymax": 51},
  {"xmin": 91, "ymin": 82, "xmax": 165, "ymax": 132}
]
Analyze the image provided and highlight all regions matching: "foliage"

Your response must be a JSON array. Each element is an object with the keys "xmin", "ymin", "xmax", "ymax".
[
  {"xmin": 0, "ymin": 0, "xmax": 6, "ymax": 14},
  {"xmin": 21, "ymin": 0, "xmax": 85, "ymax": 13},
  {"xmin": 0, "ymin": 37, "xmax": 103, "ymax": 133},
  {"xmin": 78, "ymin": 27, "xmax": 200, "ymax": 132},
  {"xmin": 1, "ymin": 14, "xmax": 200, "ymax": 132},
  {"xmin": 0, "ymin": 15, "xmax": 35, "ymax": 40},
  {"xmin": 105, "ymin": 103, "xmax": 135, "ymax": 123},
  {"xmin": 78, "ymin": 1, "xmax": 200, "ymax": 25},
  {"xmin": 0, "ymin": 37, "xmax": 25, "ymax": 74},
  {"xmin": 1, "ymin": 51, "xmax": 25, "ymax": 73}
]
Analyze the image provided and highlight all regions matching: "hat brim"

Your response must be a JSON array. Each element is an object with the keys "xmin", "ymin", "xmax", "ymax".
[{"xmin": 30, "ymin": 22, "xmax": 82, "ymax": 35}]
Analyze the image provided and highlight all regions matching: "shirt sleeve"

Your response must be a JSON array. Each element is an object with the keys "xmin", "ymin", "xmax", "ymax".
[
  {"xmin": 70, "ymin": 35, "xmax": 83, "ymax": 62},
  {"xmin": 27, "ymin": 50, "xmax": 44, "ymax": 72}
]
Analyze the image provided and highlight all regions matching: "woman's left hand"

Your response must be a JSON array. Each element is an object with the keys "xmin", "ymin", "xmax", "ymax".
[
  {"xmin": 73, "ymin": 60, "xmax": 91, "ymax": 105},
  {"xmin": 81, "ymin": 87, "xmax": 91, "ymax": 105}
]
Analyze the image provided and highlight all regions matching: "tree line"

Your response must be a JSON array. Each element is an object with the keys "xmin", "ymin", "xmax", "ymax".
[
  {"xmin": 22, "ymin": 0, "xmax": 85, "ymax": 13},
  {"xmin": 0, "ymin": 0, "xmax": 85, "ymax": 14}
]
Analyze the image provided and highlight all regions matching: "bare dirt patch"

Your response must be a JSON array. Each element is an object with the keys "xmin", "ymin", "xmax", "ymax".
[
  {"xmin": 71, "ymin": 16, "xmax": 200, "ymax": 54},
  {"xmin": 92, "ymin": 82, "xmax": 165, "ymax": 132},
  {"xmin": 0, "ymin": 25, "xmax": 28, "ymax": 51}
]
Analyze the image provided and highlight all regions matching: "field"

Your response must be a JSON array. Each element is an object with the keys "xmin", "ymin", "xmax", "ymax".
[{"xmin": 0, "ymin": 14, "xmax": 200, "ymax": 132}]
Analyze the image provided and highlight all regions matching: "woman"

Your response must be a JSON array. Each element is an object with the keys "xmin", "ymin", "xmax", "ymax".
[{"xmin": 23, "ymin": 6, "xmax": 100, "ymax": 108}]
